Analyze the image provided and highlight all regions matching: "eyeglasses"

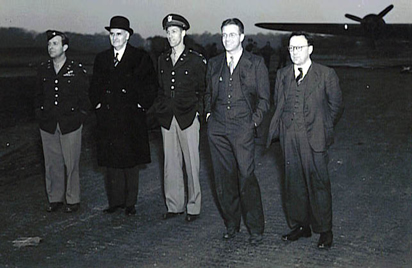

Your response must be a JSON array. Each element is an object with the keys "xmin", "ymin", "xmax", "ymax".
[
  {"xmin": 222, "ymin": 33, "xmax": 239, "ymax": 39},
  {"xmin": 288, "ymin": 45, "xmax": 309, "ymax": 52}
]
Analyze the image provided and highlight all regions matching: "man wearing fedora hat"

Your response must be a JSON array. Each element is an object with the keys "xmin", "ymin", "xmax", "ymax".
[
  {"xmin": 89, "ymin": 16, "xmax": 158, "ymax": 216},
  {"xmin": 152, "ymin": 14, "xmax": 206, "ymax": 222}
]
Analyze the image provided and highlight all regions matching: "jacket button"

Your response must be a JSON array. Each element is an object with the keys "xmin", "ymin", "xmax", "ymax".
[
  {"xmin": 54, "ymin": 101, "xmax": 58, "ymax": 105},
  {"xmin": 54, "ymin": 79, "xmax": 58, "ymax": 84}
]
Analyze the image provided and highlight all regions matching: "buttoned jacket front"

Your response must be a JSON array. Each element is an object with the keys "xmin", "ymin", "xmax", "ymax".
[
  {"xmin": 205, "ymin": 50, "xmax": 270, "ymax": 128},
  {"xmin": 266, "ymin": 62, "xmax": 344, "ymax": 152},
  {"xmin": 35, "ymin": 59, "xmax": 90, "ymax": 135},
  {"xmin": 89, "ymin": 44, "xmax": 158, "ymax": 168},
  {"xmin": 153, "ymin": 47, "xmax": 206, "ymax": 130}
]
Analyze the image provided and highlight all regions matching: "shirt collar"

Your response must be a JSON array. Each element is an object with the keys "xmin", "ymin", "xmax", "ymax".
[
  {"xmin": 226, "ymin": 49, "xmax": 243, "ymax": 68},
  {"xmin": 114, "ymin": 45, "xmax": 127, "ymax": 61},
  {"xmin": 294, "ymin": 59, "xmax": 312, "ymax": 78}
]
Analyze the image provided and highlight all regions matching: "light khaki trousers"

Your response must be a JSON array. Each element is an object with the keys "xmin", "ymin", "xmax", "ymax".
[
  {"xmin": 40, "ymin": 124, "xmax": 82, "ymax": 204},
  {"xmin": 161, "ymin": 116, "xmax": 201, "ymax": 215}
]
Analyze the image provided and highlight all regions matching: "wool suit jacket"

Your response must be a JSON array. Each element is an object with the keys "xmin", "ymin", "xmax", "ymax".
[
  {"xmin": 266, "ymin": 62, "xmax": 344, "ymax": 152},
  {"xmin": 204, "ymin": 50, "xmax": 270, "ymax": 128},
  {"xmin": 89, "ymin": 44, "xmax": 158, "ymax": 168}
]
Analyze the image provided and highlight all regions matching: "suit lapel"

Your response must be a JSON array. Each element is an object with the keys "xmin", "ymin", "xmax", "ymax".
[
  {"xmin": 283, "ymin": 66, "xmax": 294, "ymax": 100},
  {"xmin": 304, "ymin": 63, "xmax": 320, "ymax": 99},
  {"xmin": 211, "ymin": 54, "xmax": 226, "ymax": 101}
]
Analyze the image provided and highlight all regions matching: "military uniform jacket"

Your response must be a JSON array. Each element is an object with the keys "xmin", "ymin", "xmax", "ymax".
[
  {"xmin": 153, "ymin": 47, "xmax": 206, "ymax": 130},
  {"xmin": 89, "ymin": 44, "xmax": 158, "ymax": 168},
  {"xmin": 35, "ymin": 59, "xmax": 90, "ymax": 135}
]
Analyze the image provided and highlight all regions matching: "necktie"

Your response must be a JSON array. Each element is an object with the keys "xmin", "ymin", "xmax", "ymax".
[
  {"xmin": 114, "ymin": 52, "xmax": 119, "ymax": 67},
  {"xmin": 296, "ymin": 67, "xmax": 303, "ymax": 85},
  {"xmin": 229, "ymin": 56, "xmax": 234, "ymax": 74}
]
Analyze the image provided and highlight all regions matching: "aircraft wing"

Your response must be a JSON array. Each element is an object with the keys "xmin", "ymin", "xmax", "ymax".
[
  {"xmin": 255, "ymin": 23, "xmax": 365, "ymax": 36},
  {"xmin": 255, "ymin": 23, "xmax": 412, "ymax": 40}
]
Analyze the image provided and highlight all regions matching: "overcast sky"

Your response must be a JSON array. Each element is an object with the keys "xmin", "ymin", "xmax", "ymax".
[{"xmin": 0, "ymin": 0, "xmax": 411, "ymax": 38}]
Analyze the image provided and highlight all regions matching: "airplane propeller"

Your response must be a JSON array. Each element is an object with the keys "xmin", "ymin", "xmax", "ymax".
[
  {"xmin": 344, "ymin": 4, "xmax": 394, "ymax": 23},
  {"xmin": 344, "ymin": 14, "xmax": 362, "ymax": 22},
  {"xmin": 378, "ymin": 4, "xmax": 394, "ymax": 18},
  {"xmin": 344, "ymin": 4, "xmax": 394, "ymax": 40}
]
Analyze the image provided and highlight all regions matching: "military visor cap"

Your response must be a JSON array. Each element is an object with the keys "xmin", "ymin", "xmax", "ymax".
[
  {"xmin": 105, "ymin": 16, "xmax": 134, "ymax": 35},
  {"xmin": 163, "ymin": 14, "xmax": 190, "ymax": 30},
  {"xmin": 46, "ymin": 30, "xmax": 68, "ymax": 42}
]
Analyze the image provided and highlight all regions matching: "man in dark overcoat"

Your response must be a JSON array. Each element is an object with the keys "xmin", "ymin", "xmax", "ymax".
[
  {"xmin": 204, "ymin": 18, "xmax": 270, "ymax": 245},
  {"xmin": 89, "ymin": 16, "xmax": 157, "ymax": 216},
  {"xmin": 267, "ymin": 32, "xmax": 344, "ymax": 249},
  {"xmin": 35, "ymin": 30, "xmax": 90, "ymax": 213}
]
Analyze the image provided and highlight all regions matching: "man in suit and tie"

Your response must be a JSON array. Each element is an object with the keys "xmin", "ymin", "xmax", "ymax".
[
  {"xmin": 152, "ymin": 14, "xmax": 206, "ymax": 222},
  {"xmin": 205, "ymin": 18, "xmax": 270, "ymax": 245},
  {"xmin": 89, "ymin": 16, "xmax": 157, "ymax": 216},
  {"xmin": 267, "ymin": 32, "xmax": 344, "ymax": 249}
]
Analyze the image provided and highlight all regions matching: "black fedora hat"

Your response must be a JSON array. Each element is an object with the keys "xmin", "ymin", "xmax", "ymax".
[{"xmin": 105, "ymin": 16, "xmax": 133, "ymax": 35}]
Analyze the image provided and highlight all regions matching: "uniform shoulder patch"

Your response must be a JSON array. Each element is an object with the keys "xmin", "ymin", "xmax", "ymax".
[{"xmin": 189, "ymin": 49, "xmax": 207, "ymax": 65}]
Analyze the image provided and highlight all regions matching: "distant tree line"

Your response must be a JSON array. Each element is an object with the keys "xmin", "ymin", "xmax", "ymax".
[{"xmin": 0, "ymin": 27, "xmax": 286, "ymax": 54}]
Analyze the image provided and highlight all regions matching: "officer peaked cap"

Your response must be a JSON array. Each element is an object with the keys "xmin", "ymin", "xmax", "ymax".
[
  {"xmin": 162, "ymin": 14, "xmax": 190, "ymax": 30},
  {"xmin": 46, "ymin": 30, "xmax": 69, "ymax": 45}
]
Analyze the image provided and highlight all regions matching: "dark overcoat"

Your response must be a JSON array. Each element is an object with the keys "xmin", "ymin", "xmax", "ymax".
[
  {"xmin": 89, "ymin": 44, "xmax": 157, "ymax": 168},
  {"xmin": 266, "ymin": 62, "xmax": 344, "ymax": 151}
]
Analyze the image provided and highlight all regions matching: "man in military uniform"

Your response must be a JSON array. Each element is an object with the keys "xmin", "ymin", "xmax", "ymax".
[
  {"xmin": 152, "ymin": 14, "xmax": 206, "ymax": 222},
  {"xmin": 35, "ymin": 30, "xmax": 90, "ymax": 213},
  {"xmin": 89, "ymin": 16, "xmax": 157, "ymax": 216}
]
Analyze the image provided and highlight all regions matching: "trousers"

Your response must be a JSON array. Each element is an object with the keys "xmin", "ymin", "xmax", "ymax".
[
  {"xmin": 40, "ymin": 124, "xmax": 82, "ymax": 204},
  {"xmin": 281, "ymin": 121, "xmax": 332, "ymax": 233},
  {"xmin": 161, "ymin": 116, "xmax": 201, "ymax": 215}
]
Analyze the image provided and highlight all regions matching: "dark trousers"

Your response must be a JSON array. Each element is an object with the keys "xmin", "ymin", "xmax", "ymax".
[
  {"xmin": 208, "ymin": 129, "xmax": 265, "ymax": 235},
  {"xmin": 105, "ymin": 166, "xmax": 140, "ymax": 208},
  {"xmin": 280, "ymin": 122, "xmax": 332, "ymax": 233}
]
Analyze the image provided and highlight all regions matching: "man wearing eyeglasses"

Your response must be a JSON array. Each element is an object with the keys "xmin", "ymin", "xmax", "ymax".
[
  {"xmin": 267, "ymin": 32, "xmax": 344, "ymax": 249},
  {"xmin": 205, "ymin": 18, "xmax": 270, "ymax": 245}
]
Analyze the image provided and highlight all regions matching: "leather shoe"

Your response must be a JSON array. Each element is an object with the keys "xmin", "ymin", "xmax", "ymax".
[
  {"xmin": 46, "ymin": 202, "xmax": 63, "ymax": 212},
  {"xmin": 282, "ymin": 226, "xmax": 311, "ymax": 241},
  {"xmin": 317, "ymin": 231, "xmax": 333, "ymax": 249},
  {"xmin": 103, "ymin": 204, "xmax": 125, "ymax": 214},
  {"xmin": 223, "ymin": 227, "xmax": 240, "ymax": 240},
  {"xmin": 65, "ymin": 203, "xmax": 79, "ymax": 213},
  {"xmin": 249, "ymin": 234, "xmax": 263, "ymax": 245},
  {"xmin": 162, "ymin": 212, "xmax": 184, "ymax": 219},
  {"xmin": 125, "ymin": 206, "xmax": 136, "ymax": 216},
  {"xmin": 185, "ymin": 214, "xmax": 199, "ymax": 222}
]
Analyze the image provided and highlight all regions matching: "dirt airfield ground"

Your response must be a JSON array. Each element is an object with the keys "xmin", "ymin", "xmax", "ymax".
[{"xmin": 0, "ymin": 62, "xmax": 411, "ymax": 267}]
